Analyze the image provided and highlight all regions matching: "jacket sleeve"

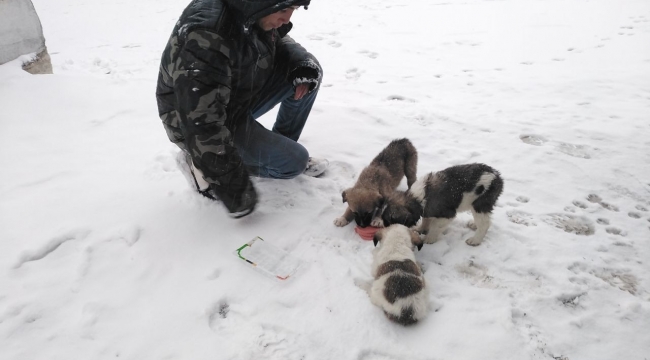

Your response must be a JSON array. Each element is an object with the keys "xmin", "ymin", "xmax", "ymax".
[
  {"xmin": 171, "ymin": 29, "xmax": 246, "ymax": 184},
  {"xmin": 275, "ymin": 33, "xmax": 322, "ymax": 85}
]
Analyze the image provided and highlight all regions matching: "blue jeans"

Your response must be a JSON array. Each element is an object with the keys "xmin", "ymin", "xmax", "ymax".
[{"xmin": 232, "ymin": 70, "xmax": 319, "ymax": 179}]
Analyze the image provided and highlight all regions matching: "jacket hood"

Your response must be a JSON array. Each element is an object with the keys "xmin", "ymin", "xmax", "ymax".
[{"xmin": 224, "ymin": 0, "xmax": 311, "ymax": 30}]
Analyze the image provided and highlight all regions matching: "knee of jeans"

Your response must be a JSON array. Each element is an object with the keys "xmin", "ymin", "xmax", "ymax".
[{"xmin": 270, "ymin": 145, "xmax": 309, "ymax": 179}]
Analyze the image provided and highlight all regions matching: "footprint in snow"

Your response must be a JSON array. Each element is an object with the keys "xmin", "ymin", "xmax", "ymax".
[
  {"xmin": 206, "ymin": 268, "xmax": 221, "ymax": 280},
  {"xmin": 14, "ymin": 229, "xmax": 91, "ymax": 268},
  {"xmin": 556, "ymin": 142, "xmax": 593, "ymax": 159},
  {"xmin": 564, "ymin": 206, "xmax": 578, "ymax": 213},
  {"xmin": 586, "ymin": 194, "xmax": 619, "ymax": 212},
  {"xmin": 509, "ymin": 300, "xmax": 561, "ymax": 358},
  {"xmin": 207, "ymin": 299, "xmax": 230, "ymax": 330},
  {"xmin": 569, "ymin": 263, "xmax": 639, "ymax": 295},
  {"xmin": 453, "ymin": 40, "xmax": 482, "ymax": 47},
  {"xmin": 359, "ymin": 49, "xmax": 378, "ymax": 59},
  {"xmin": 318, "ymin": 160, "xmax": 356, "ymax": 182},
  {"xmin": 516, "ymin": 196, "xmax": 530, "ymax": 203},
  {"xmin": 605, "ymin": 227, "xmax": 626, "ymax": 236},
  {"xmin": 599, "ymin": 201, "xmax": 619, "ymax": 212},
  {"xmin": 256, "ymin": 324, "xmax": 307, "ymax": 359},
  {"xmin": 558, "ymin": 292, "xmax": 586, "ymax": 308},
  {"xmin": 345, "ymin": 68, "xmax": 362, "ymax": 80},
  {"xmin": 307, "ymin": 32, "xmax": 343, "ymax": 47},
  {"xmin": 542, "ymin": 213, "xmax": 595, "ymax": 235},
  {"xmin": 144, "ymin": 150, "xmax": 181, "ymax": 181},
  {"xmin": 114, "ymin": 226, "xmax": 142, "ymax": 246},
  {"xmin": 596, "ymin": 218, "xmax": 610, "ymax": 225},
  {"xmin": 455, "ymin": 260, "xmax": 498, "ymax": 289},
  {"xmin": 572, "ymin": 200, "xmax": 588, "ymax": 209},
  {"xmin": 519, "ymin": 134, "xmax": 547, "ymax": 146},
  {"xmin": 593, "ymin": 268, "xmax": 638, "ymax": 295},
  {"xmin": 628, "ymin": 212, "xmax": 641, "ymax": 219},
  {"xmin": 587, "ymin": 194, "xmax": 602, "ymax": 203},
  {"xmin": 386, "ymin": 95, "xmax": 416, "ymax": 102},
  {"xmin": 507, "ymin": 210, "xmax": 537, "ymax": 227}
]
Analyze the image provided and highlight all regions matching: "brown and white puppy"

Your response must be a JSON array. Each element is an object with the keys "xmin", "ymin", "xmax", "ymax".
[
  {"xmin": 410, "ymin": 163, "xmax": 504, "ymax": 246},
  {"xmin": 334, "ymin": 138, "xmax": 418, "ymax": 228},
  {"xmin": 369, "ymin": 224, "xmax": 427, "ymax": 326}
]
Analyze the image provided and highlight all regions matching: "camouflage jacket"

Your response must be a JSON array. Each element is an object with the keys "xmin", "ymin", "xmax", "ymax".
[{"xmin": 156, "ymin": 0, "xmax": 318, "ymax": 185}]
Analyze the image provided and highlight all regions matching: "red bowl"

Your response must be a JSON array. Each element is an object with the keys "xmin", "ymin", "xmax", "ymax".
[{"xmin": 354, "ymin": 225, "xmax": 380, "ymax": 241}]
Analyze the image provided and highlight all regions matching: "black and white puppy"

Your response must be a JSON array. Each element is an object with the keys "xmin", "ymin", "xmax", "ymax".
[
  {"xmin": 381, "ymin": 190, "xmax": 423, "ymax": 228},
  {"xmin": 410, "ymin": 163, "xmax": 504, "ymax": 246},
  {"xmin": 369, "ymin": 224, "xmax": 427, "ymax": 326}
]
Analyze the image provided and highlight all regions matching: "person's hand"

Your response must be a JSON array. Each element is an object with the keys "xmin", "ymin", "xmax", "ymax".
[
  {"xmin": 290, "ymin": 64, "xmax": 321, "ymax": 99},
  {"xmin": 294, "ymin": 83, "xmax": 309, "ymax": 100}
]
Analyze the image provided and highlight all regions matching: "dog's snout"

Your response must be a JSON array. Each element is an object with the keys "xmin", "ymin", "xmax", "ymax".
[{"xmin": 355, "ymin": 213, "xmax": 373, "ymax": 228}]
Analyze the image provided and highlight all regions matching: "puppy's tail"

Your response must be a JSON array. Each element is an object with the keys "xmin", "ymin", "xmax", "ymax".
[
  {"xmin": 385, "ymin": 306, "xmax": 418, "ymax": 326},
  {"xmin": 392, "ymin": 138, "xmax": 418, "ymax": 188},
  {"xmin": 473, "ymin": 169, "xmax": 504, "ymax": 213}
]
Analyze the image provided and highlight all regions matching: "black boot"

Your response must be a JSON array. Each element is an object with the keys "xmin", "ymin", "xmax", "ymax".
[{"xmin": 208, "ymin": 166, "xmax": 258, "ymax": 218}]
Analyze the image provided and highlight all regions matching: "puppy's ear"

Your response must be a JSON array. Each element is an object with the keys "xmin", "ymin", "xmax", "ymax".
[
  {"xmin": 407, "ymin": 196, "xmax": 423, "ymax": 215},
  {"xmin": 341, "ymin": 190, "xmax": 348, "ymax": 203},
  {"xmin": 373, "ymin": 229, "xmax": 384, "ymax": 247},
  {"xmin": 410, "ymin": 230, "xmax": 423, "ymax": 251},
  {"xmin": 406, "ymin": 196, "xmax": 424, "ymax": 227}
]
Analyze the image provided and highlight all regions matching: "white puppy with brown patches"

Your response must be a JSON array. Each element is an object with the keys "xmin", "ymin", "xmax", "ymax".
[{"xmin": 369, "ymin": 224, "xmax": 427, "ymax": 326}]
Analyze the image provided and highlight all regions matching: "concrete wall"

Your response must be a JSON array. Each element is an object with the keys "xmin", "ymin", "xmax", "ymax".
[{"xmin": 0, "ymin": 0, "xmax": 52, "ymax": 73}]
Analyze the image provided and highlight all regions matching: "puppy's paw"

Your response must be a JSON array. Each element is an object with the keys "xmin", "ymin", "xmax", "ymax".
[
  {"xmin": 413, "ymin": 223, "xmax": 428, "ymax": 235},
  {"xmin": 465, "ymin": 237, "xmax": 483, "ymax": 246},
  {"xmin": 423, "ymin": 233, "xmax": 439, "ymax": 244},
  {"xmin": 414, "ymin": 227, "xmax": 428, "ymax": 235},
  {"xmin": 467, "ymin": 221, "xmax": 477, "ymax": 231},
  {"xmin": 353, "ymin": 278, "xmax": 372, "ymax": 293},
  {"xmin": 371, "ymin": 218, "xmax": 385, "ymax": 228},
  {"xmin": 334, "ymin": 217, "xmax": 350, "ymax": 227}
]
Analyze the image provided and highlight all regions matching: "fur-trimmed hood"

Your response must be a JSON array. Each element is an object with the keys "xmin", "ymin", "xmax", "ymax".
[{"xmin": 224, "ymin": 0, "xmax": 311, "ymax": 30}]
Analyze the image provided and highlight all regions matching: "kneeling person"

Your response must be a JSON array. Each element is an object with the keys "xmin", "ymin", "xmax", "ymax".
[{"xmin": 156, "ymin": 0, "xmax": 328, "ymax": 218}]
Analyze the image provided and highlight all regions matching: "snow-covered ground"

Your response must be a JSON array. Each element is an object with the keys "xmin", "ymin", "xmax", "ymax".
[{"xmin": 2, "ymin": 0, "xmax": 650, "ymax": 359}]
